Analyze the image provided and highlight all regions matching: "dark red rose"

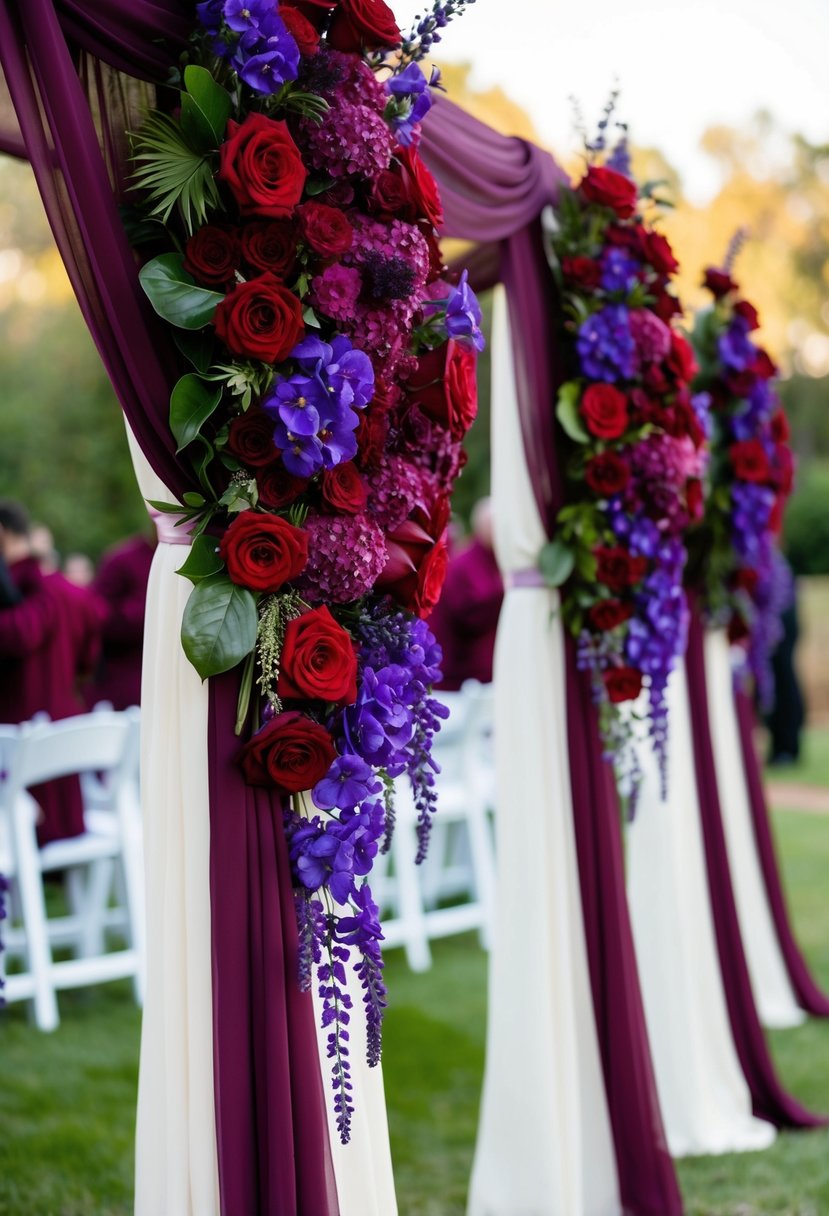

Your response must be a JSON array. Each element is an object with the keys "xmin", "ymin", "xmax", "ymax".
[
  {"xmin": 355, "ymin": 407, "xmax": 389, "ymax": 471},
  {"xmin": 218, "ymin": 114, "xmax": 307, "ymax": 218},
  {"xmin": 238, "ymin": 711, "xmax": 336, "ymax": 793},
  {"xmin": 320, "ymin": 463, "xmax": 367, "ymax": 514},
  {"xmin": 219, "ymin": 510, "xmax": 308, "ymax": 591},
  {"xmin": 291, "ymin": 0, "xmax": 336, "ymax": 26},
  {"xmin": 183, "ymin": 225, "xmax": 240, "ymax": 286},
  {"xmin": 734, "ymin": 299, "xmax": 760, "ymax": 330},
  {"xmin": 724, "ymin": 370, "xmax": 756, "ymax": 399},
  {"xmin": 686, "ymin": 477, "xmax": 704, "ymax": 521},
  {"xmin": 297, "ymin": 201, "xmax": 353, "ymax": 258},
  {"xmin": 368, "ymin": 168, "xmax": 411, "ymax": 220},
  {"xmin": 377, "ymin": 501, "xmax": 450, "ymax": 617},
  {"xmin": 772, "ymin": 444, "xmax": 794, "ymax": 496},
  {"xmin": 642, "ymin": 363, "xmax": 670, "ymax": 394},
  {"xmin": 642, "ymin": 230, "xmax": 678, "ymax": 275},
  {"xmin": 414, "ymin": 532, "xmax": 448, "ymax": 618},
  {"xmin": 227, "ymin": 408, "xmax": 278, "ymax": 467},
  {"xmin": 770, "ymin": 409, "xmax": 790, "ymax": 444},
  {"xmin": 606, "ymin": 223, "xmax": 646, "ymax": 254},
  {"xmin": 277, "ymin": 605, "xmax": 358, "ymax": 705},
  {"xmin": 672, "ymin": 394, "xmax": 706, "ymax": 448},
  {"xmin": 703, "ymin": 267, "xmax": 737, "ymax": 298},
  {"xmin": 214, "ymin": 274, "xmax": 305, "ymax": 364},
  {"xmin": 727, "ymin": 612, "xmax": 751, "ymax": 644},
  {"xmin": 579, "ymin": 165, "xmax": 638, "ymax": 219},
  {"xmin": 666, "ymin": 331, "xmax": 697, "ymax": 384},
  {"xmin": 732, "ymin": 567, "xmax": 759, "ymax": 594},
  {"xmin": 729, "ymin": 439, "xmax": 771, "ymax": 484},
  {"xmin": 595, "ymin": 545, "xmax": 648, "ymax": 592},
  {"xmin": 579, "ymin": 383, "xmax": 629, "ymax": 440},
  {"xmin": 603, "ymin": 666, "xmax": 644, "ymax": 703},
  {"xmin": 241, "ymin": 220, "xmax": 298, "ymax": 278},
  {"xmin": 652, "ymin": 289, "xmax": 683, "ymax": 323},
  {"xmin": 584, "ymin": 451, "xmax": 631, "ymax": 497},
  {"xmin": 587, "ymin": 599, "xmax": 634, "ymax": 632},
  {"xmin": 561, "ymin": 255, "xmax": 601, "ymax": 290},
  {"xmin": 750, "ymin": 348, "xmax": 777, "ymax": 380},
  {"xmin": 408, "ymin": 340, "xmax": 478, "ymax": 441},
  {"xmin": 327, "ymin": 0, "xmax": 401, "ymax": 52},
  {"xmin": 397, "ymin": 146, "xmax": 444, "ymax": 229},
  {"xmin": 279, "ymin": 6, "xmax": 321, "ymax": 53},
  {"xmin": 769, "ymin": 494, "xmax": 784, "ymax": 535},
  {"xmin": 256, "ymin": 462, "xmax": 307, "ymax": 508}
]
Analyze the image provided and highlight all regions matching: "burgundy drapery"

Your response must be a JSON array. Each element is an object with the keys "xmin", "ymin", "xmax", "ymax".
[
  {"xmin": 0, "ymin": 4, "xmax": 338, "ymax": 1212},
  {"xmin": 735, "ymin": 688, "xmax": 829, "ymax": 1017},
  {"xmin": 685, "ymin": 611, "xmax": 824, "ymax": 1128},
  {"xmin": 423, "ymin": 98, "xmax": 683, "ymax": 1216}
]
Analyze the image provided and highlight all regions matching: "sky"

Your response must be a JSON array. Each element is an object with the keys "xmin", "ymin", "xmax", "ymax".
[{"xmin": 393, "ymin": 0, "xmax": 829, "ymax": 202}]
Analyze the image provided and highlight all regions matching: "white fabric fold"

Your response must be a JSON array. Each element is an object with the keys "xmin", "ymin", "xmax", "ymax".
[
  {"xmin": 704, "ymin": 629, "xmax": 804, "ymax": 1030},
  {"xmin": 128, "ymin": 429, "xmax": 397, "ymax": 1215},
  {"xmin": 467, "ymin": 290, "xmax": 620, "ymax": 1216},
  {"xmin": 627, "ymin": 661, "xmax": 775, "ymax": 1156}
]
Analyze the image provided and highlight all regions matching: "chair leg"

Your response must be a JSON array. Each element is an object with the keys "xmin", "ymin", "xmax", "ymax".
[
  {"xmin": 391, "ymin": 817, "xmax": 432, "ymax": 973},
  {"xmin": 14, "ymin": 815, "xmax": 59, "ymax": 1031},
  {"xmin": 79, "ymin": 860, "xmax": 112, "ymax": 958}
]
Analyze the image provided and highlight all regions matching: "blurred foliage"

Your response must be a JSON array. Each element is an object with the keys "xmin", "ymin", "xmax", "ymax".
[{"xmin": 783, "ymin": 462, "xmax": 829, "ymax": 576}]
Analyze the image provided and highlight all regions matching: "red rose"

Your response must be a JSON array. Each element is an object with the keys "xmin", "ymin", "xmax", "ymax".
[
  {"xmin": 579, "ymin": 384, "xmax": 629, "ymax": 440},
  {"xmin": 227, "ymin": 409, "xmax": 278, "ymax": 467},
  {"xmin": 297, "ymin": 201, "xmax": 353, "ymax": 258},
  {"xmin": 729, "ymin": 439, "xmax": 771, "ymax": 484},
  {"xmin": 321, "ymin": 463, "xmax": 367, "ymax": 514},
  {"xmin": 686, "ymin": 477, "xmax": 704, "ymax": 521},
  {"xmin": 652, "ymin": 289, "xmax": 683, "ymax": 323},
  {"xmin": 595, "ymin": 545, "xmax": 647, "ymax": 592},
  {"xmin": 584, "ymin": 452, "xmax": 631, "ymax": 497},
  {"xmin": 750, "ymin": 348, "xmax": 777, "ymax": 380},
  {"xmin": 377, "ymin": 501, "xmax": 450, "ymax": 617},
  {"xmin": 732, "ymin": 567, "xmax": 759, "ymax": 594},
  {"xmin": 587, "ymin": 599, "xmax": 634, "ymax": 632},
  {"xmin": 279, "ymin": 6, "xmax": 321, "ymax": 53},
  {"xmin": 415, "ymin": 532, "xmax": 448, "ymax": 618},
  {"xmin": 327, "ymin": 0, "xmax": 401, "ymax": 52},
  {"xmin": 606, "ymin": 223, "xmax": 646, "ymax": 254},
  {"xmin": 642, "ymin": 231, "xmax": 678, "ymax": 275},
  {"xmin": 772, "ymin": 444, "xmax": 794, "ymax": 496},
  {"xmin": 724, "ymin": 370, "xmax": 756, "ymax": 399},
  {"xmin": 238, "ymin": 711, "xmax": 336, "ymax": 793},
  {"xmin": 561, "ymin": 255, "xmax": 601, "ymax": 290},
  {"xmin": 256, "ymin": 463, "xmax": 308, "ymax": 508},
  {"xmin": 734, "ymin": 299, "xmax": 760, "ymax": 330},
  {"xmin": 703, "ymin": 267, "xmax": 737, "ymax": 298},
  {"xmin": 666, "ymin": 331, "xmax": 698, "ymax": 384},
  {"xmin": 218, "ymin": 114, "xmax": 307, "ymax": 219},
  {"xmin": 408, "ymin": 340, "xmax": 478, "ymax": 441},
  {"xmin": 241, "ymin": 220, "xmax": 298, "ymax": 278},
  {"xmin": 769, "ymin": 495, "xmax": 784, "ymax": 535},
  {"xmin": 291, "ymin": 0, "xmax": 336, "ymax": 25},
  {"xmin": 214, "ymin": 274, "xmax": 305, "ymax": 364},
  {"xmin": 770, "ymin": 409, "xmax": 790, "ymax": 444},
  {"xmin": 355, "ymin": 407, "xmax": 389, "ymax": 471},
  {"xmin": 183, "ymin": 225, "xmax": 240, "ymax": 286},
  {"xmin": 368, "ymin": 169, "xmax": 411, "ymax": 220},
  {"xmin": 603, "ymin": 665, "xmax": 644, "ymax": 703},
  {"xmin": 277, "ymin": 605, "xmax": 358, "ymax": 705},
  {"xmin": 219, "ymin": 510, "xmax": 309, "ymax": 591},
  {"xmin": 396, "ymin": 146, "xmax": 444, "ymax": 229},
  {"xmin": 727, "ymin": 612, "xmax": 751, "ymax": 644},
  {"xmin": 579, "ymin": 165, "xmax": 638, "ymax": 219}
]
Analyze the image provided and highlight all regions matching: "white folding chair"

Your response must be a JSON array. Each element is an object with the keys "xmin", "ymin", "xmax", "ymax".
[
  {"xmin": 375, "ymin": 680, "xmax": 498, "ymax": 971},
  {"xmin": 0, "ymin": 712, "xmax": 145, "ymax": 1030}
]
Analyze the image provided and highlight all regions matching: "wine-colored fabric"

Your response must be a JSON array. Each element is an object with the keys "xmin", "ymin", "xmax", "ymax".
[
  {"xmin": 425, "ymin": 96, "xmax": 682, "ymax": 1216},
  {"xmin": 735, "ymin": 687, "xmax": 829, "ymax": 1017},
  {"xmin": 0, "ymin": 5, "xmax": 338, "ymax": 1210},
  {"xmin": 685, "ymin": 611, "xmax": 824, "ymax": 1127},
  {"xmin": 87, "ymin": 535, "xmax": 155, "ymax": 710}
]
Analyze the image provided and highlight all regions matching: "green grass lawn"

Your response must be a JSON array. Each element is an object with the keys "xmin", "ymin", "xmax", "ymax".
[
  {"xmin": 2, "ymin": 810, "xmax": 829, "ymax": 1215},
  {"xmin": 764, "ymin": 727, "xmax": 829, "ymax": 790}
]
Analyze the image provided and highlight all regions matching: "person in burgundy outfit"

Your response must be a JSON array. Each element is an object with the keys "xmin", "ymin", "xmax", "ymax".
[
  {"xmin": 430, "ymin": 498, "xmax": 504, "ymax": 690},
  {"xmin": 0, "ymin": 500, "xmax": 104, "ymax": 845},
  {"xmin": 87, "ymin": 532, "xmax": 155, "ymax": 710}
]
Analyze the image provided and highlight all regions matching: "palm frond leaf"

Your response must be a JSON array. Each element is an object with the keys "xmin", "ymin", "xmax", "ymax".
[{"xmin": 131, "ymin": 111, "xmax": 222, "ymax": 236}]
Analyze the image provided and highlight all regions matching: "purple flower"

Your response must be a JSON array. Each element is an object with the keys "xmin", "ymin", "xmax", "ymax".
[
  {"xmin": 600, "ymin": 247, "xmax": 640, "ymax": 294},
  {"xmin": 289, "ymin": 817, "xmax": 357, "ymax": 905},
  {"xmin": 444, "ymin": 270, "xmax": 485, "ymax": 352},
  {"xmin": 263, "ymin": 373, "xmax": 327, "ymax": 436},
  {"xmin": 235, "ymin": 37, "xmax": 300, "ymax": 94},
  {"xmin": 718, "ymin": 315, "xmax": 757, "ymax": 372},
  {"xmin": 387, "ymin": 63, "xmax": 433, "ymax": 146},
  {"xmin": 313, "ymin": 754, "xmax": 382, "ymax": 812},
  {"xmin": 273, "ymin": 425, "xmax": 324, "ymax": 477},
  {"xmin": 330, "ymin": 801, "xmax": 386, "ymax": 875},
  {"xmin": 577, "ymin": 305, "xmax": 638, "ymax": 382},
  {"xmin": 336, "ymin": 883, "xmax": 384, "ymax": 947}
]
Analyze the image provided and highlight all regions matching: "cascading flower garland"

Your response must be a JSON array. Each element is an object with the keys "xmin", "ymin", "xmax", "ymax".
[
  {"xmin": 687, "ymin": 262, "xmax": 795, "ymax": 708},
  {"xmin": 543, "ymin": 130, "xmax": 708, "ymax": 801},
  {"xmin": 125, "ymin": 0, "xmax": 479, "ymax": 1142}
]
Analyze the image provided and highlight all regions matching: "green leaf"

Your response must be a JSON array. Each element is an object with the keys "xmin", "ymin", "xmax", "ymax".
[
  {"xmin": 556, "ymin": 381, "xmax": 590, "ymax": 444},
  {"xmin": 538, "ymin": 538, "xmax": 576, "ymax": 588},
  {"xmin": 182, "ymin": 491, "xmax": 206, "ymax": 508},
  {"xmin": 181, "ymin": 574, "xmax": 258, "ymax": 679},
  {"xmin": 146, "ymin": 498, "xmax": 188, "ymax": 514},
  {"xmin": 302, "ymin": 304, "xmax": 321, "ymax": 329},
  {"xmin": 174, "ymin": 328, "xmax": 216, "ymax": 373},
  {"xmin": 181, "ymin": 65, "xmax": 232, "ymax": 148},
  {"xmin": 131, "ymin": 110, "xmax": 222, "ymax": 234},
  {"xmin": 176, "ymin": 534, "xmax": 224, "ymax": 585},
  {"xmin": 170, "ymin": 374, "xmax": 223, "ymax": 451},
  {"xmin": 139, "ymin": 254, "xmax": 223, "ymax": 330}
]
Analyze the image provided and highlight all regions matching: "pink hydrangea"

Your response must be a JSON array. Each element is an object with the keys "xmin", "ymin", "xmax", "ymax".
[
  {"xmin": 366, "ymin": 455, "xmax": 428, "ymax": 530},
  {"xmin": 629, "ymin": 308, "xmax": 672, "ymax": 364},
  {"xmin": 311, "ymin": 264, "xmax": 361, "ymax": 323},
  {"xmin": 299, "ymin": 100, "xmax": 393, "ymax": 181},
  {"xmin": 298, "ymin": 512, "xmax": 388, "ymax": 604}
]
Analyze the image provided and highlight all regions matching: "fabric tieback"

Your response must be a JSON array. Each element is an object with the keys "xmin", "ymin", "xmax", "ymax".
[
  {"xmin": 505, "ymin": 568, "xmax": 546, "ymax": 590},
  {"xmin": 149, "ymin": 508, "xmax": 195, "ymax": 546}
]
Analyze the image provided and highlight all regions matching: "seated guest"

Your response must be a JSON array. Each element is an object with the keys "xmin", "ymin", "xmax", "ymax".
[
  {"xmin": 430, "ymin": 497, "xmax": 503, "ymax": 690},
  {"xmin": 0, "ymin": 500, "xmax": 104, "ymax": 844},
  {"xmin": 87, "ymin": 531, "xmax": 155, "ymax": 709}
]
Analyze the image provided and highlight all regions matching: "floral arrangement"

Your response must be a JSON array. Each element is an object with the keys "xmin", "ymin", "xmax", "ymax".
[
  {"xmin": 543, "ymin": 120, "xmax": 708, "ymax": 799},
  {"xmin": 125, "ymin": 0, "xmax": 479, "ymax": 1141},
  {"xmin": 687, "ymin": 258, "xmax": 794, "ymax": 708}
]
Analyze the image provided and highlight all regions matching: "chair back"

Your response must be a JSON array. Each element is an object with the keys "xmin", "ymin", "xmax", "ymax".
[{"xmin": 15, "ymin": 713, "xmax": 130, "ymax": 790}]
